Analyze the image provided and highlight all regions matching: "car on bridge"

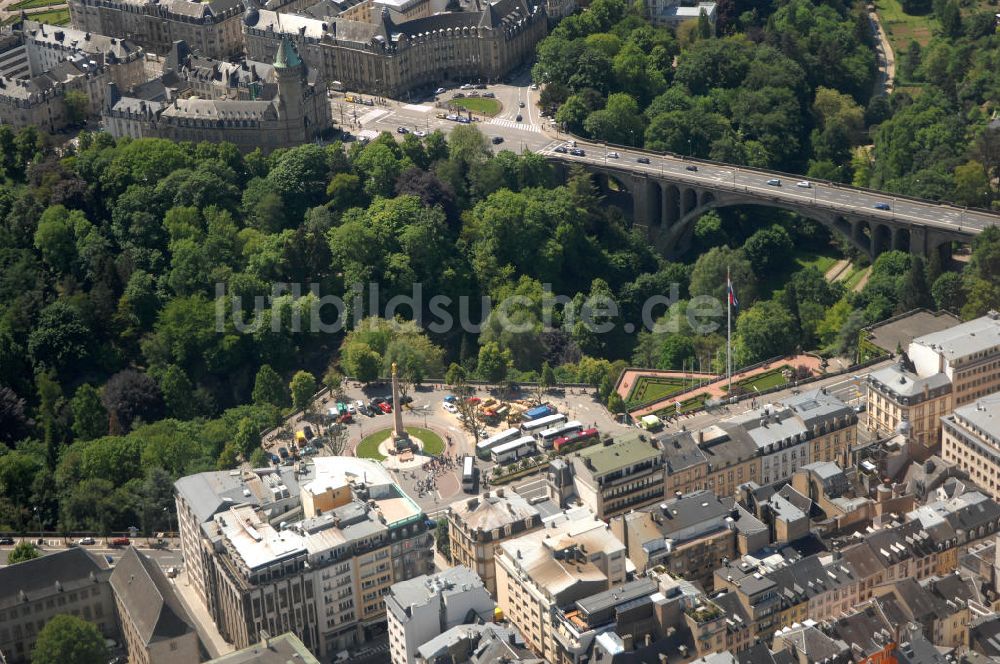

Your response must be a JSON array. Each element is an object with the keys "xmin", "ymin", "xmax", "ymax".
[
  {"xmin": 767, "ymin": 179, "xmax": 781, "ymax": 186},
  {"xmin": 492, "ymin": 136, "xmax": 504, "ymax": 144},
  {"xmin": 797, "ymin": 180, "xmax": 811, "ymax": 188},
  {"xmin": 554, "ymin": 146, "xmax": 568, "ymax": 153},
  {"xmin": 873, "ymin": 202, "xmax": 891, "ymax": 211},
  {"xmin": 685, "ymin": 165, "xmax": 698, "ymax": 171},
  {"xmin": 570, "ymin": 148, "xmax": 586, "ymax": 156},
  {"xmin": 637, "ymin": 157, "xmax": 650, "ymax": 164},
  {"xmin": 608, "ymin": 151, "xmax": 619, "ymax": 158}
]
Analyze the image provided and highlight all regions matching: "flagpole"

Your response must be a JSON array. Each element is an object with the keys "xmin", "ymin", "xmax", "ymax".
[{"xmin": 727, "ymin": 266, "xmax": 732, "ymax": 395}]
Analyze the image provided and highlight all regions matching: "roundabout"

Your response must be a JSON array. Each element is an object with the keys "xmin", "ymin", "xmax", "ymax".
[{"xmin": 355, "ymin": 426, "xmax": 446, "ymax": 470}]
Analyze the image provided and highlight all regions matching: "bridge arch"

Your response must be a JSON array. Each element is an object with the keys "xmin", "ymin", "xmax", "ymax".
[
  {"xmin": 873, "ymin": 224, "xmax": 892, "ymax": 257},
  {"xmin": 657, "ymin": 194, "xmax": 876, "ymax": 258}
]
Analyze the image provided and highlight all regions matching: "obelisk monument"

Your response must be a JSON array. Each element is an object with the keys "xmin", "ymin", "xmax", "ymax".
[{"xmin": 391, "ymin": 362, "xmax": 411, "ymax": 450}]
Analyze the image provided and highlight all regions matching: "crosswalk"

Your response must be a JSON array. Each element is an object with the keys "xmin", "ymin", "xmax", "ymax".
[{"xmin": 488, "ymin": 117, "xmax": 542, "ymax": 133}]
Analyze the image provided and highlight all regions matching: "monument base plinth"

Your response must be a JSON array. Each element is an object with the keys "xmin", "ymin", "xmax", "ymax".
[{"xmin": 392, "ymin": 432, "xmax": 413, "ymax": 452}]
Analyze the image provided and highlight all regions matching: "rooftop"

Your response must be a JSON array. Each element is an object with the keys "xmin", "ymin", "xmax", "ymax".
[
  {"xmin": 109, "ymin": 547, "xmax": 197, "ymax": 646},
  {"xmin": 865, "ymin": 309, "xmax": 962, "ymax": 355},
  {"xmin": 0, "ymin": 548, "xmax": 109, "ymax": 611},
  {"xmin": 913, "ymin": 311, "xmax": 1000, "ymax": 362},
  {"xmin": 953, "ymin": 392, "xmax": 1000, "ymax": 441},
  {"xmin": 204, "ymin": 633, "xmax": 320, "ymax": 663},
  {"xmin": 450, "ymin": 488, "xmax": 539, "ymax": 533},
  {"xmin": 574, "ymin": 432, "xmax": 661, "ymax": 476}
]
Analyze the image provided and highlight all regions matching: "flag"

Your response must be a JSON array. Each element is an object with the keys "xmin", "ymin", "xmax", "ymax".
[{"xmin": 727, "ymin": 280, "xmax": 738, "ymax": 308}]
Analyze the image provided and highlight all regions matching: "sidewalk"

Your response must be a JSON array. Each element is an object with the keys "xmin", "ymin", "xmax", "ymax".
[{"xmin": 170, "ymin": 570, "xmax": 234, "ymax": 659}]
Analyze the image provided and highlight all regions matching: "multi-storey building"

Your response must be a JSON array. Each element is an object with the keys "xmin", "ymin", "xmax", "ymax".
[
  {"xmin": 173, "ymin": 456, "xmax": 434, "ymax": 659},
  {"xmin": 660, "ymin": 389, "xmax": 856, "ymax": 501},
  {"xmin": 494, "ymin": 507, "xmax": 627, "ymax": 661},
  {"xmin": 568, "ymin": 432, "xmax": 665, "ymax": 520},
  {"xmin": 385, "ymin": 566, "xmax": 495, "ymax": 664},
  {"xmin": 942, "ymin": 392, "xmax": 1000, "ymax": 501},
  {"xmin": 0, "ymin": 548, "xmax": 116, "ymax": 663},
  {"xmin": 104, "ymin": 38, "xmax": 331, "ymax": 151},
  {"xmin": 243, "ymin": 0, "xmax": 546, "ymax": 99},
  {"xmin": 868, "ymin": 312, "xmax": 1000, "ymax": 450},
  {"xmin": 446, "ymin": 488, "xmax": 541, "ymax": 595},
  {"xmin": 109, "ymin": 547, "xmax": 200, "ymax": 664},
  {"xmin": 0, "ymin": 20, "xmax": 144, "ymax": 131},
  {"xmin": 610, "ymin": 490, "xmax": 767, "ymax": 591},
  {"xmin": 68, "ymin": 0, "xmax": 245, "ymax": 59}
]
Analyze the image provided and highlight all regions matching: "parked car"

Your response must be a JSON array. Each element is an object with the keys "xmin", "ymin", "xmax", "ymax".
[
  {"xmin": 378, "ymin": 402, "xmax": 393, "ymax": 414},
  {"xmin": 554, "ymin": 146, "xmax": 568, "ymax": 153},
  {"xmin": 453, "ymin": 93, "xmax": 465, "ymax": 99},
  {"xmin": 873, "ymin": 202, "xmax": 891, "ymax": 211},
  {"xmin": 111, "ymin": 537, "xmax": 130, "ymax": 547},
  {"xmin": 457, "ymin": 116, "xmax": 471, "ymax": 124},
  {"xmin": 301, "ymin": 425, "xmax": 314, "ymax": 440},
  {"xmin": 443, "ymin": 402, "xmax": 458, "ymax": 413},
  {"xmin": 435, "ymin": 87, "xmax": 446, "ymax": 94},
  {"xmin": 492, "ymin": 136, "xmax": 504, "ymax": 144},
  {"xmin": 414, "ymin": 130, "xmax": 427, "ymax": 137},
  {"xmin": 796, "ymin": 180, "xmax": 811, "ymax": 188},
  {"xmin": 466, "ymin": 396, "xmax": 481, "ymax": 404},
  {"xmin": 444, "ymin": 395, "xmax": 458, "ymax": 403},
  {"xmin": 607, "ymin": 151, "xmax": 619, "ymax": 159},
  {"xmin": 637, "ymin": 157, "xmax": 650, "ymax": 164},
  {"xmin": 530, "ymin": 83, "xmax": 538, "ymax": 90},
  {"xmin": 78, "ymin": 537, "xmax": 96, "ymax": 545},
  {"xmin": 302, "ymin": 446, "xmax": 317, "ymax": 456},
  {"xmin": 338, "ymin": 412, "xmax": 353, "ymax": 424},
  {"xmin": 685, "ymin": 165, "xmax": 698, "ymax": 171},
  {"xmin": 474, "ymin": 83, "xmax": 486, "ymax": 89},
  {"xmin": 0, "ymin": 537, "xmax": 15, "ymax": 545},
  {"xmin": 483, "ymin": 91, "xmax": 495, "ymax": 98},
  {"xmin": 766, "ymin": 178, "xmax": 781, "ymax": 186},
  {"xmin": 268, "ymin": 453, "xmax": 280, "ymax": 464},
  {"xmin": 396, "ymin": 126, "xmax": 409, "ymax": 134},
  {"xmin": 460, "ymin": 83, "xmax": 473, "ymax": 90},
  {"xmin": 347, "ymin": 403, "xmax": 357, "ymax": 414},
  {"xmin": 279, "ymin": 446, "xmax": 290, "ymax": 459}
]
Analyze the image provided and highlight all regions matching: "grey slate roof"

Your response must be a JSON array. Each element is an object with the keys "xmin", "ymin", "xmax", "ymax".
[
  {"xmin": 109, "ymin": 547, "xmax": 198, "ymax": 646},
  {"xmin": 0, "ymin": 547, "xmax": 109, "ymax": 611}
]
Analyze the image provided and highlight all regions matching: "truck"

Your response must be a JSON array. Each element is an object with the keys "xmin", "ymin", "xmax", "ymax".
[
  {"xmin": 522, "ymin": 404, "xmax": 556, "ymax": 421},
  {"xmin": 639, "ymin": 415, "xmax": 663, "ymax": 431}
]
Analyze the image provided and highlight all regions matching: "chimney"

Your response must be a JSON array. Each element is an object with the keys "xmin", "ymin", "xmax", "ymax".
[{"xmin": 697, "ymin": 430, "xmax": 704, "ymax": 445}]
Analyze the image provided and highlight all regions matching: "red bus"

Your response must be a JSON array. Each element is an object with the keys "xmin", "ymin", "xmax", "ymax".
[{"xmin": 553, "ymin": 428, "xmax": 600, "ymax": 454}]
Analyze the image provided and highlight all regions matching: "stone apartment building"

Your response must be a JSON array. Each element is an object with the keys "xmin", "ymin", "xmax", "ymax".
[
  {"xmin": 494, "ymin": 507, "xmax": 627, "ymax": 661},
  {"xmin": 104, "ymin": 38, "xmax": 330, "ymax": 151},
  {"xmin": 385, "ymin": 566, "xmax": 495, "ymax": 664},
  {"xmin": 173, "ymin": 457, "xmax": 434, "ymax": 659},
  {"xmin": 868, "ymin": 312, "xmax": 1000, "ymax": 451},
  {"xmin": 567, "ymin": 432, "xmax": 666, "ymax": 520},
  {"xmin": 942, "ymin": 392, "xmax": 1000, "ymax": 501},
  {"xmin": 446, "ymin": 488, "xmax": 541, "ymax": 595},
  {"xmin": 68, "ymin": 0, "xmax": 245, "ymax": 59},
  {"xmin": 0, "ymin": 20, "xmax": 144, "ymax": 131},
  {"xmin": 242, "ymin": 0, "xmax": 546, "ymax": 98},
  {"xmin": 660, "ymin": 389, "xmax": 857, "ymax": 501},
  {"xmin": 0, "ymin": 548, "xmax": 116, "ymax": 662},
  {"xmin": 610, "ymin": 489, "xmax": 768, "ymax": 591},
  {"xmin": 109, "ymin": 547, "xmax": 201, "ymax": 664}
]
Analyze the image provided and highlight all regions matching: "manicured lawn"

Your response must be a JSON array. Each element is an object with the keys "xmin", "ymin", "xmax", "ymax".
[
  {"xmin": 627, "ymin": 376, "xmax": 689, "ymax": 404},
  {"xmin": 449, "ymin": 97, "xmax": 501, "ymax": 116},
  {"xmin": 727, "ymin": 366, "xmax": 792, "ymax": 393},
  {"xmin": 28, "ymin": 8, "xmax": 69, "ymax": 23},
  {"xmin": 356, "ymin": 426, "xmax": 445, "ymax": 459},
  {"xmin": 356, "ymin": 430, "xmax": 389, "ymax": 460},
  {"xmin": 794, "ymin": 251, "xmax": 837, "ymax": 275},
  {"xmin": 12, "ymin": 0, "xmax": 65, "ymax": 10},
  {"xmin": 405, "ymin": 427, "xmax": 444, "ymax": 456}
]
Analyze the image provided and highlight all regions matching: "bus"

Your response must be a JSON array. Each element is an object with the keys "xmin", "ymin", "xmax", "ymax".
[
  {"xmin": 553, "ymin": 428, "xmax": 600, "ymax": 454},
  {"xmin": 521, "ymin": 413, "xmax": 567, "ymax": 436},
  {"xmin": 491, "ymin": 436, "xmax": 536, "ymax": 465},
  {"xmin": 462, "ymin": 455, "xmax": 476, "ymax": 492},
  {"xmin": 476, "ymin": 428, "xmax": 522, "ymax": 459},
  {"xmin": 538, "ymin": 420, "xmax": 583, "ymax": 447}
]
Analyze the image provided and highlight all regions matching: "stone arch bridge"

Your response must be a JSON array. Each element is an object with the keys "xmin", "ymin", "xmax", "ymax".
[{"xmin": 542, "ymin": 143, "xmax": 999, "ymax": 260}]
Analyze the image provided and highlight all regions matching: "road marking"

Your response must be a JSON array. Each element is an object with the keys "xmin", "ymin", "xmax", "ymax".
[
  {"xmin": 358, "ymin": 109, "xmax": 389, "ymax": 124},
  {"xmin": 488, "ymin": 118, "xmax": 541, "ymax": 133},
  {"xmin": 403, "ymin": 104, "xmax": 434, "ymax": 112}
]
